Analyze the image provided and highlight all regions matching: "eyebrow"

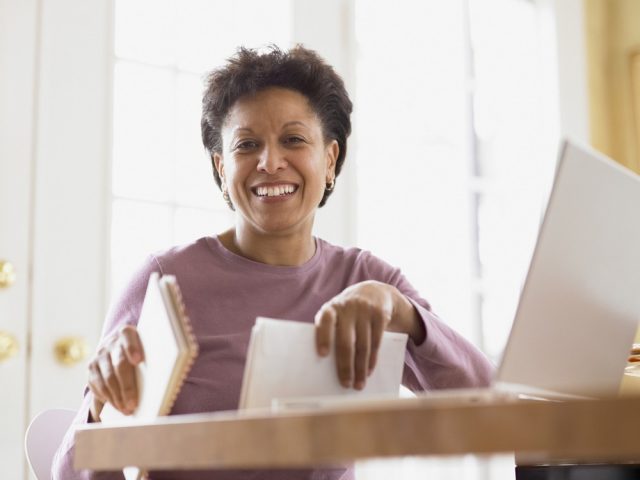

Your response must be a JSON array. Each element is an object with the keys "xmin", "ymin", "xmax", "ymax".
[
  {"xmin": 231, "ymin": 121, "xmax": 309, "ymax": 135},
  {"xmin": 282, "ymin": 121, "xmax": 309, "ymax": 129},
  {"xmin": 232, "ymin": 127, "xmax": 254, "ymax": 134}
]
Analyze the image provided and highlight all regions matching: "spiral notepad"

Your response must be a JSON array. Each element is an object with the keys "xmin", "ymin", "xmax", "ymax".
[{"xmin": 99, "ymin": 272, "xmax": 199, "ymax": 479}]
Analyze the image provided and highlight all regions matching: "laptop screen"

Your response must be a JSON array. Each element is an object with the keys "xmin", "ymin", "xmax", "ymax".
[{"xmin": 496, "ymin": 140, "xmax": 640, "ymax": 398}]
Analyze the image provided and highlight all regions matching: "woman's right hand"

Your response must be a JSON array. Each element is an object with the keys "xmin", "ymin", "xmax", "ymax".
[{"xmin": 87, "ymin": 325, "xmax": 145, "ymax": 422}]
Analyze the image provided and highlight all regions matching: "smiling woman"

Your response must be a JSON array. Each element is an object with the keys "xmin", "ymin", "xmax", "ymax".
[
  {"xmin": 201, "ymin": 47, "xmax": 351, "ymax": 207},
  {"xmin": 201, "ymin": 47, "xmax": 350, "ymax": 266},
  {"xmin": 213, "ymin": 87, "xmax": 338, "ymax": 265},
  {"xmin": 51, "ymin": 45, "xmax": 494, "ymax": 480},
  {"xmin": 214, "ymin": 87, "xmax": 339, "ymax": 265}
]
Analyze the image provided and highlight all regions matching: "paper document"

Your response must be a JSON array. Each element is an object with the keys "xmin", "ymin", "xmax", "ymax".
[{"xmin": 239, "ymin": 317, "xmax": 408, "ymax": 410}]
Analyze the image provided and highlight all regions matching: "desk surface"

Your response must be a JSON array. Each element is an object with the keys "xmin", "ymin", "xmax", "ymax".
[{"xmin": 74, "ymin": 395, "xmax": 640, "ymax": 471}]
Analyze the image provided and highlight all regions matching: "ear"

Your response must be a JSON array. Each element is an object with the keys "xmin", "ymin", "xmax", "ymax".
[
  {"xmin": 213, "ymin": 153, "xmax": 225, "ymax": 185},
  {"xmin": 325, "ymin": 140, "xmax": 339, "ymax": 182}
]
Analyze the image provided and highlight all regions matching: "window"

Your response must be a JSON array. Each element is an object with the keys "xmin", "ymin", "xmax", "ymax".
[
  {"xmin": 354, "ymin": 0, "xmax": 557, "ymax": 356},
  {"xmin": 354, "ymin": 0, "xmax": 557, "ymax": 478},
  {"xmin": 110, "ymin": 0, "xmax": 292, "ymax": 296},
  {"xmin": 468, "ymin": 0, "xmax": 558, "ymax": 361}
]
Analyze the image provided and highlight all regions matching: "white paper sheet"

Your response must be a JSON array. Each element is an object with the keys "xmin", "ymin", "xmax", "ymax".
[{"xmin": 239, "ymin": 317, "xmax": 408, "ymax": 410}]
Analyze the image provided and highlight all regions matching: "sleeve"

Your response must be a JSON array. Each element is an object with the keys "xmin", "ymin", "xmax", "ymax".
[
  {"xmin": 361, "ymin": 252, "xmax": 495, "ymax": 391},
  {"xmin": 51, "ymin": 256, "xmax": 162, "ymax": 480}
]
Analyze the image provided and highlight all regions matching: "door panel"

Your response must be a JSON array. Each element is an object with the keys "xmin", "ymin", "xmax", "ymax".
[
  {"xmin": 1, "ymin": 1, "xmax": 112, "ymax": 478},
  {"xmin": 29, "ymin": 0, "xmax": 110, "ymax": 419},
  {"xmin": 0, "ymin": 0, "xmax": 37, "ymax": 478}
]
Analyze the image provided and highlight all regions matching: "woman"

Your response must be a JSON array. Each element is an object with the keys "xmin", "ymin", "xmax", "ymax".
[{"xmin": 53, "ymin": 45, "xmax": 493, "ymax": 480}]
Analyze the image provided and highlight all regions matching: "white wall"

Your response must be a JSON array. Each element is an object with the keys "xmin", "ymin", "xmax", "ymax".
[
  {"xmin": 546, "ymin": 0, "xmax": 590, "ymax": 142},
  {"xmin": 292, "ymin": 0, "xmax": 358, "ymax": 247}
]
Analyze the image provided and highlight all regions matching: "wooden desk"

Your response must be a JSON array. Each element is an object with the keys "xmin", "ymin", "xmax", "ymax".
[{"xmin": 74, "ymin": 396, "xmax": 640, "ymax": 472}]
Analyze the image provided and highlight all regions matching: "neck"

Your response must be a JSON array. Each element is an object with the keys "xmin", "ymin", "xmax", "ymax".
[{"xmin": 219, "ymin": 224, "xmax": 316, "ymax": 267}]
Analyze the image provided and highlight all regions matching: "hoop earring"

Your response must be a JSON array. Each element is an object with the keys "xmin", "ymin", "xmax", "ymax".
[{"xmin": 325, "ymin": 179, "xmax": 335, "ymax": 192}]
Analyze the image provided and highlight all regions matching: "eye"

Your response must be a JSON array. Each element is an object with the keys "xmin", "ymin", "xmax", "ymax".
[
  {"xmin": 234, "ymin": 139, "xmax": 259, "ymax": 151},
  {"xmin": 283, "ymin": 135, "xmax": 306, "ymax": 145}
]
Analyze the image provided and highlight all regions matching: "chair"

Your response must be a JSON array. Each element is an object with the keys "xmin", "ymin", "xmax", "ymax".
[{"xmin": 24, "ymin": 408, "xmax": 76, "ymax": 480}]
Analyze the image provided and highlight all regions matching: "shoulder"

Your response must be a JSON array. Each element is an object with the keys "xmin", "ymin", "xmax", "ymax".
[
  {"xmin": 316, "ymin": 238, "xmax": 402, "ymax": 284},
  {"xmin": 111, "ymin": 237, "xmax": 213, "ymax": 315},
  {"xmin": 149, "ymin": 237, "xmax": 214, "ymax": 273},
  {"xmin": 103, "ymin": 237, "xmax": 215, "ymax": 336}
]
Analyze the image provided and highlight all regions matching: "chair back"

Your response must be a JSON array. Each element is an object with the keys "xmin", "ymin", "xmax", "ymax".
[{"xmin": 25, "ymin": 408, "xmax": 76, "ymax": 480}]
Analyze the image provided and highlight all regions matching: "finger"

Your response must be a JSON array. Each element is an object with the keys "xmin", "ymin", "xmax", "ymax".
[
  {"xmin": 315, "ymin": 306, "xmax": 337, "ymax": 357},
  {"xmin": 120, "ymin": 325, "xmax": 145, "ymax": 364},
  {"xmin": 353, "ymin": 318, "xmax": 371, "ymax": 390},
  {"xmin": 368, "ymin": 314, "xmax": 385, "ymax": 376},
  {"xmin": 335, "ymin": 310, "xmax": 355, "ymax": 388},
  {"xmin": 97, "ymin": 352, "xmax": 126, "ymax": 412},
  {"xmin": 87, "ymin": 361, "xmax": 110, "ymax": 404},
  {"xmin": 113, "ymin": 342, "xmax": 138, "ymax": 412},
  {"xmin": 89, "ymin": 396, "xmax": 105, "ymax": 423}
]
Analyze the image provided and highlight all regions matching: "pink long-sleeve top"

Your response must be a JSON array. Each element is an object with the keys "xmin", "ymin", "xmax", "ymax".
[{"xmin": 52, "ymin": 236, "xmax": 494, "ymax": 480}]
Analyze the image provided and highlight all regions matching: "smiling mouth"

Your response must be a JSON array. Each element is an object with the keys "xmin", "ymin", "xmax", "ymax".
[{"xmin": 251, "ymin": 184, "xmax": 299, "ymax": 198}]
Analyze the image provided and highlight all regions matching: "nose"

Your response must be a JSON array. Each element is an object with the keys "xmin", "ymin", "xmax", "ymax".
[{"xmin": 257, "ymin": 145, "xmax": 287, "ymax": 174}]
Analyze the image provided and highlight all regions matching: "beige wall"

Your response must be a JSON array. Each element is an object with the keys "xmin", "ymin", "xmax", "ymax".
[
  {"xmin": 585, "ymin": 1, "xmax": 640, "ymax": 392},
  {"xmin": 585, "ymin": 0, "xmax": 640, "ymax": 173}
]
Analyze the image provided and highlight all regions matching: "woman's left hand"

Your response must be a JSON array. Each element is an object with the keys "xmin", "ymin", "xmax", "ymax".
[{"xmin": 314, "ymin": 280, "xmax": 425, "ymax": 390}]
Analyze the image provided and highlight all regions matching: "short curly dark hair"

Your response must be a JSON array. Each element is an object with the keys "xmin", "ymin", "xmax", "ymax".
[{"xmin": 201, "ymin": 45, "xmax": 353, "ymax": 207}]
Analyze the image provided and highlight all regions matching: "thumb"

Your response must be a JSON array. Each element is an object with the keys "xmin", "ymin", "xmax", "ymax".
[{"xmin": 89, "ymin": 396, "xmax": 105, "ymax": 423}]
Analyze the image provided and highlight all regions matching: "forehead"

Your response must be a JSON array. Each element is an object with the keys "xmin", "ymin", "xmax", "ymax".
[{"xmin": 223, "ymin": 87, "xmax": 319, "ymax": 130}]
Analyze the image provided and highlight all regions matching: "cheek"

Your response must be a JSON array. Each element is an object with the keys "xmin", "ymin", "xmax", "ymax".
[
  {"xmin": 311, "ymin": 160, "xmax": 329, "ymax": 187},
  {"xmin": 224, "ymin": 159, "xmax": 248, "ymax": 186},
  {"xmin": 301, "ymin": 166, "xmax": 328, "ymax": 202},
  {"xmin": 299, "ymin": 151, "xmax": 329, "ymax": 180}
]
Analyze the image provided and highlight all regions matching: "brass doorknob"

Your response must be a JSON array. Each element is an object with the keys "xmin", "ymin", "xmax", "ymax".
[
  {"xmin": 0, "ymin": 331, "xmax": 19, "ymax": 362},
  {"xmin": 0, "ymin": 261, "xmax": 16, "ymax": 289},
  {"xmin": 54, "ymin": 337, "xmax": 89, "ymax": 366}
]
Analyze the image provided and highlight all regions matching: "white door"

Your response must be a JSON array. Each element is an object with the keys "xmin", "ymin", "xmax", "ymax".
[
  {"xmin": 1, "ymin": 1, "xmax": 38, "ymax": 478},
  {"xmin": 1, "ymin": 1, "xmax": 111, "ymax": 478},
  {"xmin": 27, "ymin": 0, "xmax": 111, "ymax": 418}
]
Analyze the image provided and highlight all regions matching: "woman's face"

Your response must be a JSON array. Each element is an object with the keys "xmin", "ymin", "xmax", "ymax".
[{"xmin": 214, "ymin": 87, "xmax": 338, "ymax": 236}]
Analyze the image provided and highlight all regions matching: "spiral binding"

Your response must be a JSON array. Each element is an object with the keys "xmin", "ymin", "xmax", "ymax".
[{"xmin": 159, "ymin": 278, "xmax": 200, "ymax": 416}]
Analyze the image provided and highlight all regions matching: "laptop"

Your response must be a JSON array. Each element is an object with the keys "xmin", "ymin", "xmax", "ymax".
[
  {"xmin": 274, "ymin": 139, "xmax": 640, "ymax": 411},
  {"xmin": 491, "ymin": 139, "xmax": 640, "ymax": 400}
]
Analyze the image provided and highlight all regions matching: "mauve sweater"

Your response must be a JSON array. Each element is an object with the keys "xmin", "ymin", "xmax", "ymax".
[{"xmin": 52, "ymin": 236, "xmax": 494, "ymax": 480}]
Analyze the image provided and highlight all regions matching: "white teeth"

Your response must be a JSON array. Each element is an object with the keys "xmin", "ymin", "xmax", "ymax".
[{"xmin": 255, "ymin": 184, "xmax": 296, "ymax": 197}]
